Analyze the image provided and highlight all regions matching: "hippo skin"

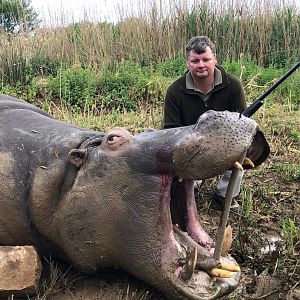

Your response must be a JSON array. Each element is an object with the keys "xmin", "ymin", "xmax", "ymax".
[{"xmin": 0, "ymin": 94, "xmax": 269, "ymax": 299}]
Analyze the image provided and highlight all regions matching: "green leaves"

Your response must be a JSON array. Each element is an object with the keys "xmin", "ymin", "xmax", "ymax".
[{"xmin": 48, "ymin": 66, "xmax": 98, "ymax": 109}]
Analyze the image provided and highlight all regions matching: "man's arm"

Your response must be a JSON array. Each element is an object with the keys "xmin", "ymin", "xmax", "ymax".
[{"xmin": 163, "ymin": 88, "xmax": 183, "ymax": 129}]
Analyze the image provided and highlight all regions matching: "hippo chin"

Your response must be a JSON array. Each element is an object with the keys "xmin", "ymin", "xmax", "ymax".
[{"xmin": 0, "ymin": 94, "xmax": 269, "ymax": 300}]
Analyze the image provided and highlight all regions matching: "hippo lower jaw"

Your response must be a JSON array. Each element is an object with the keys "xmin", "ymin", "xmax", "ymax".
[{"xmin": 155, "ymin": 176, "xmax": 240, "ymax": 300}]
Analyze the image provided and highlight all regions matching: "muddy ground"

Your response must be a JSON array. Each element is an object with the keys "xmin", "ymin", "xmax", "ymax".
[{"xmin": 30, "ymin": 156, "xmax": 299, "ymax": 300}]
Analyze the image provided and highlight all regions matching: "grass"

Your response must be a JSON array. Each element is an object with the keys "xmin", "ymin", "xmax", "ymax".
[
  {"xmin": 34, "ymin": 259, "xmax": 81, "ymax": 300},
  {"xmin": 272, "ymin": 162, "xmax": 300, "ymax": 182},
  {"xmin": 281, "ymin": 218, "xmax": 300, "ymax": 255},
  {"xmin": 45, "ymin": 101, "xmax": 163, "ymax": 133}
]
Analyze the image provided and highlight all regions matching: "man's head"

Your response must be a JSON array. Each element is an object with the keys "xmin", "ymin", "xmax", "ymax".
[
  {"xmin": 186, "ymin": 36, "xmax": 217, "ymax": 81},
  {"xmin": 185, "ymin": 36, "xmax": 216, "ymax": 58}
]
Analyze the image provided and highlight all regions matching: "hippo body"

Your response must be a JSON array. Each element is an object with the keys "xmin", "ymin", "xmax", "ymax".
[{"xmin": 0, "ymin": 95, "xmax": 269, "ymax": 299}]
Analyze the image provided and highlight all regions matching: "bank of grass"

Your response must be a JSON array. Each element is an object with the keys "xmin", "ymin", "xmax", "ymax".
[{"xmin": 2, "ymin": 58, "xmax": 299, "ymax": 115}]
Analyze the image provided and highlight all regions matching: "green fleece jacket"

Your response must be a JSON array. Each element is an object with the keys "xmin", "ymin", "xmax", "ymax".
[{"xmin": 163, "ymin": 65, "xmax": 246, "ymax": 129}]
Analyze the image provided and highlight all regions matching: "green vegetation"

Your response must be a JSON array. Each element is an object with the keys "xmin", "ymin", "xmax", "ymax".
[
  {"xmin": 240, "ymin": 188, "xmax": 253, "ymax": 219},
  {"xmin": 1, "ymin": 58, "xmax": 300, "ymax": 112},
  {"xmin": 281, "ymin": 218, "xmax": 300, "ymax": 255},
  {"xmin": 0, "ymin": 0, "xmax": 300, "ymax": 104},
  {"xmin": 272, "ymin": 162, "xmax": 300, "ymax": 182}
]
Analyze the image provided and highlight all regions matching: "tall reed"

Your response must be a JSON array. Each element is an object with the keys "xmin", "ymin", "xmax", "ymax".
[{"xmin": 0, "ymin": 0, "xmax": 299, "ymax": 85}]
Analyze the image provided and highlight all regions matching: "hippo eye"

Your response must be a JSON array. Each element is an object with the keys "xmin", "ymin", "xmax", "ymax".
[{"xmin": 107, "ymin": 134, "xmax": 120, "ymax": 143}]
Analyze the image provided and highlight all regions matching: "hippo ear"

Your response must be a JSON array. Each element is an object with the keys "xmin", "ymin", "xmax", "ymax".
[{"xmin": 68, "ymin": 149, "xmax": 87, "ymax": 168}]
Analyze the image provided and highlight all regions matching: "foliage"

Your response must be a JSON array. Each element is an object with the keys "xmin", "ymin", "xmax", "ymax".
[
  {"xmin": 272, "ymin": 162, "xmax": 300, "ymax": 182},
  {"xmin": 44, "ymin": 60, "xmax": 169, "ymax": 111},
  {"xmin": 0, "ymin": 0, "xmax": 39, "ymax": 33},
  {"xmin": 31, "ymin": 54, "xmax": 63, "ymax": 77},
  {"xmin": 97, "ymin": 59, "xmax": 167, "ymax": 111},
  {"xmin": 281, "ymin": 218, "xmax": 300, "ymax": 255},
  {"xmin": 48, "ymin": 65, "xmax": 99, "ymax": 108},
  {"xmin": 156, "ymin": 57, "xmax": 186, "ymax": 78},
  {"xmin": 0, "ymin": 0, "xmax": 299, "ymax": 83},
  {"xmin": 1, "ymin": 58, "xmax": 300, "ymax": 112}
]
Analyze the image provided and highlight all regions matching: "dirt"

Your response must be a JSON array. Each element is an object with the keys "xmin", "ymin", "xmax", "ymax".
[{"xmin": 28, "ymin": 159, "xmax": 299, "ymax": 300}]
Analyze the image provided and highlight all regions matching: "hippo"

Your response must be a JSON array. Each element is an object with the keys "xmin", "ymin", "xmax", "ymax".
[{"xmin": 0, "ymin": 94, "xmax": 269, "ymax": 299}]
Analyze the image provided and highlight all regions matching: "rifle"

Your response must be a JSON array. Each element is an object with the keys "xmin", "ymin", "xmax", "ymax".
[
  {"xmin": 242, "ymin": 60, "xmax": 300, "ymax": 117},
  {"xmin": 214, "ymin": 59, "xmax": 300, "ymax": 260}
]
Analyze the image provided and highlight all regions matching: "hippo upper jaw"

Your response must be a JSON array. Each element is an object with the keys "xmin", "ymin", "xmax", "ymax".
[
  {"xmin": 130, "ymin": 111, "xmax": 270, "ymax": 181},
  {"xmin": 170, "ymin": 111, "xmax": 269, "ymax": 180}
]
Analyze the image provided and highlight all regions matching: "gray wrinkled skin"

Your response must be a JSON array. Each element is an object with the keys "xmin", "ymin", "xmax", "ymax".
[{"xmin": 0, "ymin": 95, "xmax": 269, "ymax": 299}]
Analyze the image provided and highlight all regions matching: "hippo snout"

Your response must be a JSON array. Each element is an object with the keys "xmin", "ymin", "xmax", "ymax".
[{"xmin": 169, "ymin": 110, "xmax": 269, "ymax": 180}]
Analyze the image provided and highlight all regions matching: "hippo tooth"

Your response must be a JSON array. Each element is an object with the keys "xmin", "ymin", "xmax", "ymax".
[
  {"xmin": 243, "ymin": 157, "xmax": 255, "ymax": 168},
  {"xmin": 233, "ymin": 161, "xmax": 243, "ymax": 171},
  {"xmin": 178, "ymin": 177, "xmax": 183, "ymax": 182},
  {"xmin": 181, "ymin": 246, "xmax": 197, "ymax": 281}
]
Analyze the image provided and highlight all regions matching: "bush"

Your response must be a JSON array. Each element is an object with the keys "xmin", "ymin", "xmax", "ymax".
[
  {"xmin": 48, "ymin": 65, "xmax": 98, "ymax": 108},
  {"xmin": 98, "ymin": 59, "xmax": 166, "ymax": 111},
  {"xmin": 31, "ymin": 55, "xmax": 63, "ymax": 77},
  {"xmin": 156, "ymin": 57, "xmax": 186, "ymax": 78}
]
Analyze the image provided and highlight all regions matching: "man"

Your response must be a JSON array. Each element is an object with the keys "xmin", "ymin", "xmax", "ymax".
[{"xmin": 163, "ymin": 36, "xmax": 247, "ymax": 212}]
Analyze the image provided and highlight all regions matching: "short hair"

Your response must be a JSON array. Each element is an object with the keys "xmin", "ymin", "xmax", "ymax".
[{"xmin": 185, "ymin": 36, "xmax": 216, "ymax": 59}]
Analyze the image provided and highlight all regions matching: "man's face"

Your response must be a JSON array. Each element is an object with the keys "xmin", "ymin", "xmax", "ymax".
[{"xmin": 187, "ymin": 47, "xmax": 217, "ymax": 80}]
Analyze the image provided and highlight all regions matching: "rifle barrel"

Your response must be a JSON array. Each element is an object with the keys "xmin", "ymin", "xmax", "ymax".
[{"xmin": 243, "ymin": 60, "xmax": 300, "ymax": 117}]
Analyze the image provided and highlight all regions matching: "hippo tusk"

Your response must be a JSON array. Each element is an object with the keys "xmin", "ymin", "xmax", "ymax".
[
  {"xmin": 219, "ymin": 261, "xmax": 240, "ymax": 272},
  {"xmin": 233, "ymin": 161, "xmax": 243, "ymax": 171},
  {"xmin": 243, "ymin": 157, "xmax": 255, "ymax": 168},
  {"xmin": 173, "ymin": 225, "xmax": 220, "ymax": 270},
  {"xmin": 181, "ymin": 246, "xmax": 197, "ymax": 281},
  {"xmin": 214, "ymin": 150, "xmax": 247, "ymax": 260},
  {"xmin": 209, "ymin": 268, "xmax": 236, "ymax": 278},
  {"xmin": 178, "ymin": 177, "xmax": 184, "ymax": 182},
  {"xmin": 221, "ymin": 225, "xmax": 233, "ymax": 256}
]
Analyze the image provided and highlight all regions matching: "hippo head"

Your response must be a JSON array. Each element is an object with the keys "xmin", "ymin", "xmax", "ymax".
[{"xmin": 62, "ymin": 110, "xmax": 269, "ymax": 300}]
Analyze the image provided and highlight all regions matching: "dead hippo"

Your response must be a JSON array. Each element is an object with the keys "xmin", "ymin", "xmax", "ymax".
[{"xmin": 0, "ymin": 94, "xmax": 269, "ymax": 299}]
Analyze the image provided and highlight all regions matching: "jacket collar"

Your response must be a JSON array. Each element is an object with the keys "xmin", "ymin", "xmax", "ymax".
[{"xmin": 183, "ymin": 65, "xmax": 229, "ymax": 93}]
